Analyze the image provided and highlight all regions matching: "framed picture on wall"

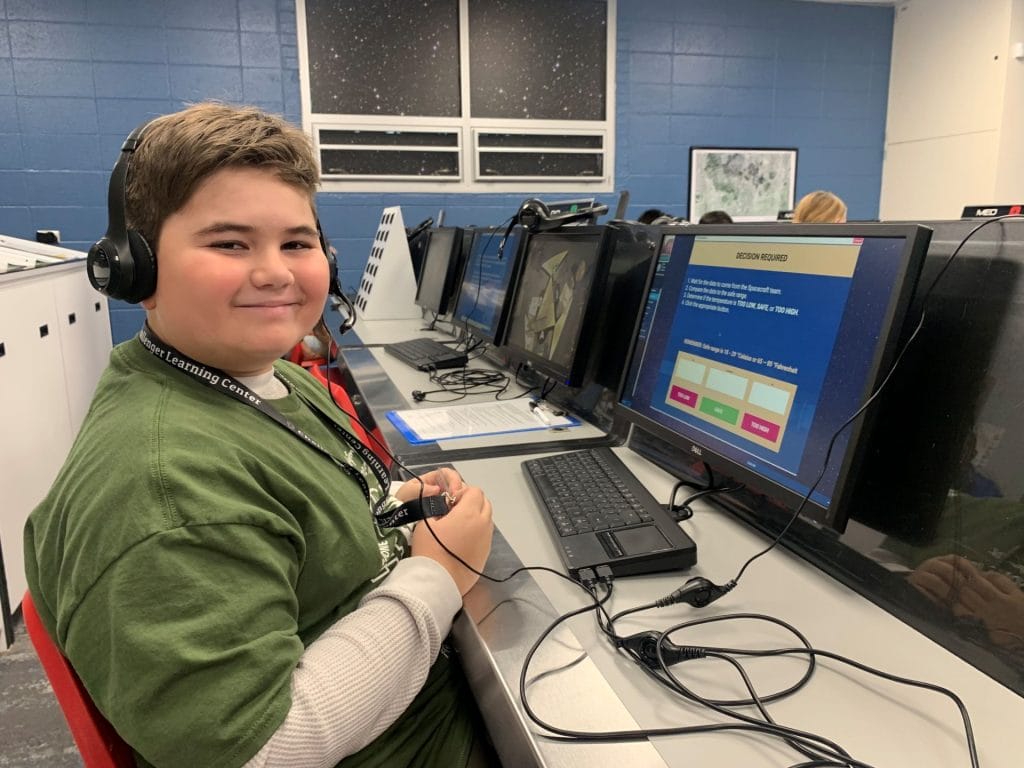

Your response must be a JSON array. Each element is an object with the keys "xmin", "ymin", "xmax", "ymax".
[{"xmin": 689, "ymin": 147, "xmax": 798, "ymax": 222}]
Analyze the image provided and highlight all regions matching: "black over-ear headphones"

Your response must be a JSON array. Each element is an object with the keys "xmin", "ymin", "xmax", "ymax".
[
  {"xmin": 498, "ymin": 197, "xmax": 610, "ymax": 258},
  {"xmin": 516, "ymin": 197, "xmax": 609, "ymax": 233},
  {"xmin": 324, "ymin": 232, "xmax": 356, "ymax": 336},
  {"xmin": 87, "ymin": 120, "xmax": 348, "ymax": 319},
  {"xmin": 87, "ymin": 122, "xmax": 157, "ymax": 303}
]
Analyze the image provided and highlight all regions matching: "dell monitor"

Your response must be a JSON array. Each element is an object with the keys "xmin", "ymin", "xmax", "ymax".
[
  {"xmin": 415, "ymin": 227, "xmax": 465, "ymax": 315},
  {"xmin": 617, "ymin": 223, "xmax": 931, "ymax": 532},
  {"xmin": 451, "ymin": 225, "xmax": 527, "ymax": 344},
  {"xmin": 504, "ymin": 226, "xmax": 611, "ymax": 387}
]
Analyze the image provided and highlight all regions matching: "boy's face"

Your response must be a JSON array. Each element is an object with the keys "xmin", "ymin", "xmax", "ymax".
[{"xmin": 142, "ymin": 166, "xmax": 329, "ymax": 377}]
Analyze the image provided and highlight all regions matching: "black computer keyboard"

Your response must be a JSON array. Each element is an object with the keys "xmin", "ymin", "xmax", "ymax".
[
  {"xmin": 382, "ymin": 337, "xmax": 468, "ymax": 371},
  {"xmin": 522, "ymin": 448, "xmax": 697, "ymax": 578}
]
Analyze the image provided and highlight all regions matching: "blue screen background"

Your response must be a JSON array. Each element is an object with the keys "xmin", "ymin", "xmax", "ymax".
[{"xmin": 622, "ymin": 233, "xmax": 912, "ymax": 509}]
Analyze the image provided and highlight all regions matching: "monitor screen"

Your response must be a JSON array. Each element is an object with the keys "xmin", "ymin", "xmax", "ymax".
[
  {"xmin": 617, "ymin": 224, "xmax": 931, "ymax": 531},
  {"xmin": 504, "ymin": 227, "xmax": 608, "ymax": 385},
  {"xmin": 848, "ymin": 220, "xmax": 1024, "ymax": 543},
  {"xmin": 451, "ymin": 226, "xmax": 525, "ymax": 343},
  {"xmin": 415, "ymin": 227, "xmax": 463, "ymax": 314}
]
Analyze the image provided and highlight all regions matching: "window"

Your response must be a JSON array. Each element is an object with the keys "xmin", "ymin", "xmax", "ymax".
[{"xmin": 297, "ymin": 0, "xmax": 616, "ymax": 192}]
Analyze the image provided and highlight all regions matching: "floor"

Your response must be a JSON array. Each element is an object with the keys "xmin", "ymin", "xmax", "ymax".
[{"xmin": 0, "ymin": 615, "xmax": 82, "ymax": 767}]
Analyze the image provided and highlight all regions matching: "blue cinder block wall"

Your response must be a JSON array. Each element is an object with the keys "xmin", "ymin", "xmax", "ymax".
[{"xmin": 0, "ymin": 0, "xmax": 893, "ymax": 342}]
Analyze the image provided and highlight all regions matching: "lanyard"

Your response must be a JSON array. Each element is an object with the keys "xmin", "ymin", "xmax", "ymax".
[{"xmin": 138, "ymin": 324, "xmax": 441, "ymax": 528}]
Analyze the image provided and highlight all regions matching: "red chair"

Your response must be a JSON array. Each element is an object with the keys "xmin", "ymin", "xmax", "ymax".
[
  {"xmin": 305, "ymin": 363, "xmax": 394, "ymax": 469},
  {"xmin": 286, "ymin": 340, "xmax": 393, "ymax": 469},
  {"xmin": 21, "ymin": 592, "xmax": 136, "ymax": 768}
]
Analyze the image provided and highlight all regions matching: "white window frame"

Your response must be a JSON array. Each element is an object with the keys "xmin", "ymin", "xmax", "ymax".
[
  {"xmin": 315, "ymin": 121, "xmax": 463, "ymax": 182},
  {"xmin": 295, "ymin": 0, "xmax": 616, "ymax": 193}
]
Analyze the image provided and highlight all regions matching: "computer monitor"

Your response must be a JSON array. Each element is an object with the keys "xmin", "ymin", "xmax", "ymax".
[
  {"xmin": 504, "ymin": 226, "xmax": 611, "ymax": 387},
  {"xmin": 617, "ymin": 223, "xmax": 932, "ymax": 532},
  {"xmin": 451, "ymin": 225, "xmax": 526, "ymax": 344},
  {"xmin": 406, "ymin": 217, "xmax": 434, "ymax": 281},
  {"xmin": 415, "ymin": 227, "xmax": 465, "ymax": 315},
  {"xmin": 847, "ymin": 219, "xmax": 1023, "ymax": 543}
]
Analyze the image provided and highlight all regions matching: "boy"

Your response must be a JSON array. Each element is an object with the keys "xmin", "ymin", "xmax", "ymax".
[{"xmin": 24, "ymin": 103, "xmax": 495, "ymax": 768}]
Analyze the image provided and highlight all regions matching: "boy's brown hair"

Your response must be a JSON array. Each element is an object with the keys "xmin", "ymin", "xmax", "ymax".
[{"xmin": 125, "ymin": 102, "xmax": 320, "ymax": 246}]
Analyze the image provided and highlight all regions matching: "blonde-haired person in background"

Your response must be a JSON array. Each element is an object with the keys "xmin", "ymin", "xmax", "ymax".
[{"xmin": 792, "ymin": 190, "xmax": 848, "ymax": 223}]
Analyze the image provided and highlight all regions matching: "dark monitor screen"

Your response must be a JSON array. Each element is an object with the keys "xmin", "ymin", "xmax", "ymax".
[
  {"xmin": 452, "ymin": 226, "xmax": 525, "ymax": 343},
  {"xmin": 849, "ymin": 220, "xmax": 1024, "ymax": 543},
  {"xmin": 617, "ymin": 224, "xmax": 931, "ymax": 531},
  {"xmin": 415, "ymin": 227, "xmax": 463, "ymax": 314},
  {"xmin": 504, "ymin": 226, "xmax": 608, "ymax": 385}
]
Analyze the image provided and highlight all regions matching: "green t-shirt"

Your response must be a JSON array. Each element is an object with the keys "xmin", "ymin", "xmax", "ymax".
[{"xmin": 24, "ymin": 338, "xmax": 474, "ymax": 768}]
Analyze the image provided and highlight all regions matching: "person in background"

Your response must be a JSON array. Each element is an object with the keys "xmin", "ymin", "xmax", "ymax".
[
  {"xmin": 639, "ymin": 208, "xmax": 691, "ymax": 225},
  {"xmin": 24, "ymin": 102, "xmax": 496, "ymax": 768},
  {"xmin": 792, "ymin": 190, "xmax": 848, "ymax": 223},
  {"xmin": 699, "ymin": 210, "xmax": 733, "ymax": 224},
  {"xmin": 638, "ymin": 207, "xmax": 670, "ymax": 224}
]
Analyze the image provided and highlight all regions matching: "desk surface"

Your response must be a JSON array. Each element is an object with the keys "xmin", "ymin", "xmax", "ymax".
[
  {"xmin": 339, "ymin": 319, "xmax": 612, "ymax": 465},
  {"xmin": 453, "ymin": 450, "xmax": 1024, "ymax": 768},
  {"xmin": 343, "ymin": 315, "xmax": 1024, "ymax": 767}
]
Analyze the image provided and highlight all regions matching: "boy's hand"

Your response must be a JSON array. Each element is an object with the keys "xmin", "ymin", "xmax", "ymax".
[
  {"xmin": 394, "ymin": 467, "xmax": 463, "ymax": 507},
  {"xmin": 411, "ymin": 485, "xmax": 493, "ymax": 596}
]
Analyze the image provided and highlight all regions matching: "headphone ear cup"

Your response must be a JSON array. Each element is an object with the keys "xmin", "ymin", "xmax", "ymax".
[
  {"xmin": 86, "ymin": 231, "xmax": 154, "ymax": 303},
  {"xmin": 123, "ymin": 229, "xmax": 157, "ymax": 304},
  {"xmin": 86, "ymin": 236, "xmax": 122, "ymax": 297},
  {"xmin": 326, "ymin": 245, "xmax": 341, "ymax": 297},
  {"xmin": 318, "ymin": 223, "xmax": 343, "ymax": 298},
  {"xmin": 517, "ymin": 198, "xmax": 550, "ymax": 231},
  {"xmin": 319, "ymin": 228, "xmax": 357, "ymax": 335}
]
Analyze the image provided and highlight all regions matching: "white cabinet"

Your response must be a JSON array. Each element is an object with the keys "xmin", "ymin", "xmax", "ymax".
[{"xmin": 0, "ymin": 260, "xmax": 111, "ymax": 648}]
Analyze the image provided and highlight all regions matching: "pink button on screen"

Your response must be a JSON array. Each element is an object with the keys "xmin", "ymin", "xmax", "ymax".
[
  {"xmin": 669, "ymin": 385, "xmax": 698, "ymax": 408},
  {"xmin": 742, "ymin": 413, "xmax": 780, "ymax": 442}
]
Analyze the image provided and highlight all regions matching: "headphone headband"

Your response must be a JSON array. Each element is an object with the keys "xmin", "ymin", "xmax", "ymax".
[
  {"xmin": 103, "ymin": 124, "xmax": 147, "ymax": 251},
  {"xmin": 499, "ymin": 198, "xmax": 609, "ymax": 257}
]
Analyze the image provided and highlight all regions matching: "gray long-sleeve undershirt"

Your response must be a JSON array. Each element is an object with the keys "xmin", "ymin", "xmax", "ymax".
[{"xmin": 236, "ymin": 370, "xmax": 463, "ymax": 768}]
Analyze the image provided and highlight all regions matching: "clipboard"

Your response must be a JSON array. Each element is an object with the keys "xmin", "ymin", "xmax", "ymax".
[{"xmin": 386, "ymin": 399, "xmax": 580, "ymax": 444}]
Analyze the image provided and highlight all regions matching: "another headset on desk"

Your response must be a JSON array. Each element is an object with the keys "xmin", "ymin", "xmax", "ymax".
[
  {"xmin": 86, "ymin": 119, "xmax": 357, "ymax": 335},
  {"xmin": 497, "ymin": 197, "xmax": 610, "ymax": 259}
]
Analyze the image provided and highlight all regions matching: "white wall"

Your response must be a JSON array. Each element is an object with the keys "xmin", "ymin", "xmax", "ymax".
[
  {"xmin": 994, "ymin": 0, "xmax": 1024, "ymax": 200},
  {"xmin": 880, "ymin": 0, "xmax": 1012, "ymax": 219}
]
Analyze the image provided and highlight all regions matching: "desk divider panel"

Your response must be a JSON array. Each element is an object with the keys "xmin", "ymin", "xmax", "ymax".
[{"xmin": 353, "ymin": 206, "xmax": 421, "ymax": 320}]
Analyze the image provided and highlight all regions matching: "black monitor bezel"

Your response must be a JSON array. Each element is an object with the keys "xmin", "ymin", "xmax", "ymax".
[
  {"xmin": 503, "ymin": 224, "xmax": 614, "ymax": 387},
  {"xmin": 615, "ymin": 222, "xmax": 933, "ymax": 531},
  {"xmin": 451, "ymin": 225, "xmax": 527, "ymax": 345},
  {"xmin": 414, "ymin": 226, "xmax": 465, "ymax": 315}
]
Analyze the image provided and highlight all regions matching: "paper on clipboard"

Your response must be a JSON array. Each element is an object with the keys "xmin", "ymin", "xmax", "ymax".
[{"xmin": 386, "ymin": 399, "xmax": 580, "ymax": 443}]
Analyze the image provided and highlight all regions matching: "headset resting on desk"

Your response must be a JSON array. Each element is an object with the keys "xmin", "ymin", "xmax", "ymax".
[{"xmin": 86, "ymin": 119, "xmax": 357, "ymax": 334}]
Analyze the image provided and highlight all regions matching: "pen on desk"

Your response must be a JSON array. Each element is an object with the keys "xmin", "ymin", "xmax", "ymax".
[{"xmin": 529, "ymin": 401, "xmax": 554, "ymax": 427}]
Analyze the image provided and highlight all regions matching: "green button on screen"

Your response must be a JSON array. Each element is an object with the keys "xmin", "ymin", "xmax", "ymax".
[{"xmin": 699, "ymin": 397, "xmax": 739, "ymax": 425}]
